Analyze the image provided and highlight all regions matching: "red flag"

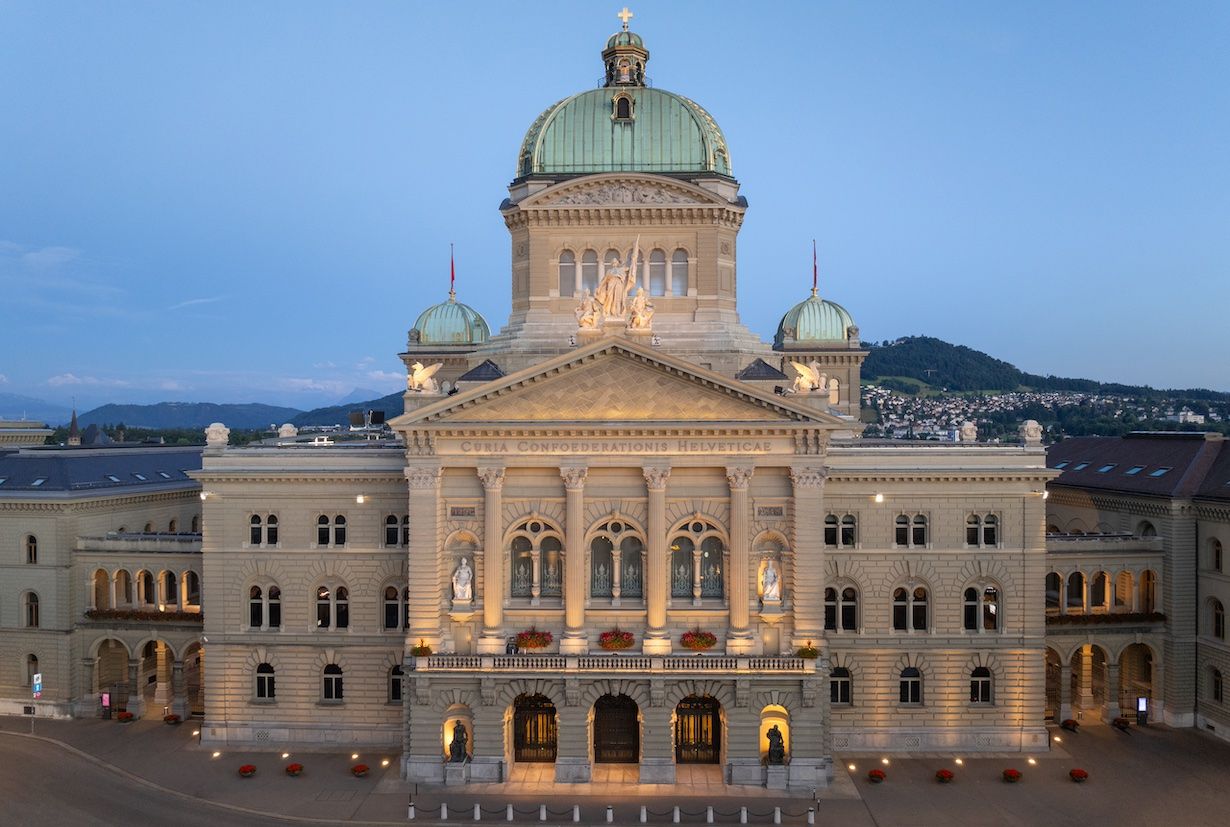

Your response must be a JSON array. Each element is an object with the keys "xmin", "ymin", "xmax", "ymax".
[
  {"xmin": 812, "ymin": 239, "xmax": 818, "ymax": 292},
  {"xmin": 450, "ymin": 243, "xmax": 455, "ymax": 292}
]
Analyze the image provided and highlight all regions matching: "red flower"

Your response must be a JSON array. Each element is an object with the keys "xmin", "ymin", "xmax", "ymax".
[
  {"xmin": 867, "ymin": 768, "xmax": 886, "ymax": 782},
  {"xmin": 238, "ymin": 764, "xmax": 257, "ymax": 777},
  {"xmin": 516, "ymin": 628, "xmax": 553, "ymax": 650},
  {"xmin": 116, "ymin": 711, "xmax": 134, "ymax": 722},
  {"xmin": 351, "ymin": 763, "xmax": 369, "ymax": 776},
  {"xmin": 598, "ymin": 629, "xmax": 635, "ymax": 650},
  {"xmin": 935, "ymin": 768, "xmax": 954, "ymax": 782},
  {"xmin": 285, "ymin": 763, "xmax": 304, "ymax": 776},
  {"xmin": 1069, "ymin": 768, "xmax": 1088, "ymax": 782},
  {"xmin": 1002, "ymin": 768, "xmax": 1021, "ymax": 782},
  {"xmin": 163, "ymin": 714, "xmax": 180, "ymax": 724},
  {"xmin": 680, "ymin": 630, "xmax": 717, "ymax": 650}
]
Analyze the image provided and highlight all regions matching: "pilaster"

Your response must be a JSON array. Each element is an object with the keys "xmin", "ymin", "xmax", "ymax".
[
  {"xmin": 789, "ymin": 464, "xmax": 827, "ymax": 646},
  {"xmin": 477, "ymin": 466, "xmax": 506, "ymax": 654},
  {"xmin": 643, "ymin": 465, "xmax": 671, "ymax": 655},
  {"xmin": 726, "ymin": 465, "xmax": 755, "ymax": 654},
  {"xmin": 406, "ymin": 463, "xmax": 443, "ymax": 647},
  {"xmin": 561, "ymin": 466, "xmax": 589, "ymax": 654}
]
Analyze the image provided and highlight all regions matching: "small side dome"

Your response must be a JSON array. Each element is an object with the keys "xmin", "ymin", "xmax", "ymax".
[
  {"xmin": 606, "ymin": 30, "xmax": 644, "ymax": 49},
  {"xmin": 774, "ymin": 289, "xmax": 856, "ymax": 349},
  {"xmin": 411, "ymin": 291, "xmax": 490, "ymax": 346}
]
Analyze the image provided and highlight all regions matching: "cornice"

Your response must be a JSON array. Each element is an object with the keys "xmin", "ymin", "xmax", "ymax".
[
  {"xmin": 0, "ymin": 489, "xmax": 197, "ymax": 513},
  {"xmin": 192, "ymin": 471, "xmax": 405, "ymax": 485}
]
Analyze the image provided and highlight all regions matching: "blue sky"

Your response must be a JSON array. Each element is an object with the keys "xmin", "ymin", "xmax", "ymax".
[{"xmin": 1, "ymin": 0, "xmax": 1227, "ymax": 410}]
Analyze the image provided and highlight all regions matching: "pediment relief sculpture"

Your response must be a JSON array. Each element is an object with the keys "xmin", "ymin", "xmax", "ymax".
[{"xmin": 547, "ymin": 181, "xmax": 705, "ymax": 206}]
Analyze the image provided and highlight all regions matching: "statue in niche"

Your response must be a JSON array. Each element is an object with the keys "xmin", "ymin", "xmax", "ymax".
[
  {"xmin": 762, "ymin": 560, "xmax": 781, "ymax": 601},
  {"xmin": 766, "ymin": 725, "xmax": 786, "ymax": 765},
  {"xmin": 575, "ymin": 289, "xmax": 601, "ymax": 329},
  {"xmin": 628, "ymin": 288, "xmax": 654, "ymax": 329},
  {"xmin": 452, "ymin": 557, "xmax": 473, "ymax": 601},
  {"xmin": 449, "ymin": 722, "xmax": 468, "ymax": 762}
]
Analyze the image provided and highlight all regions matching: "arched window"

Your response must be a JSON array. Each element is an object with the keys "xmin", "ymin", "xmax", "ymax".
[
  {"xmin": 384, "ymin": 586, "xmax": 402, "ymax": 630},
  {"xmin": 250, "ymin": 515, "xmax": 262, "ymax": 545},
  {"xmin": 265, "ymin": 515, "xmax": 278, "ymax": 545},
  {"xmin": 895, "ymin": 514, "xmax": 928, "ymax": 548},
  {"xmin": 830, "ymin": 666, "xmax": 852, "ymax": 704},
  {"xmin": 317, "ymin": 515, "xmax": 330, "ymax": 545},
  {"xmin": 1066, "ymin": 572, "xmax": 1085, "ymax": 611},
  {"xmin": 669, "ymin": 519, "xmax": 724, "ymax": 603},
  {"xmin": 1140, "ymin": 570, "xmax": 1157, "ymax": 613},
  {"xmin": 316, "ymin": 514, "xmax": 345, "ymax": 546},
  {"xmin": 970, "ymin": 667, "xmax": 993, "ymax": 704},
  {"xmin": 1091, "ymin": 572, "xmax": 1109, "ymax": 609},
  {"xmin": 322, "ymin": 664, "xmax": 343, "ymax": 701},
  {"xmin": 670, "ymin": 536, "xmax": 694, "ymax": 598},
  {"xmin": 892, "ymin": 586, "xmax": 929, "ymax": 631},
  {"xmin": 1213, "ymin": 668, "xmax": 1224, "ymax": 703},
  {"xmin": 649, "ymin": 249, "xmax": 666, "ymax": 296},
  {"xmin": 268, "ymin": 586, "xmax": 282, "ymax": 628},
  {"xmin": 250, "ymin": 584, "xmax": 281, "ymax": 629},
  {"xmin": 27, "ymin": 654, "xmax": 39, "ymax": 686},
  {"xmin": 401, "ymin": 515, "xmax": 410, "ymax": 546},
  {"xmin": 828, "ymin": 377, "xmax": 840, "ymax": 405},
  {"xmin": 966, "ymin": 514, "xmax": 999, "ymax": 547},
  {"xmin": 333, "ymin": 515, "xmax": 347, "ymax": 546},
  {"xmin": 25, "ymin": 534, "xmax": 37, "ymax": 564},
  {"xmin": 824, "ymin": 586, "xmax": 858, "ymax": 631},
  {"xmin": 190, "ymin": 515, "xmax": 200, "ymax": 533},
  {"xmin": 540, "ymin": 536, "xmax": 563, "ymax": 598},
  {"xmin": 1045, "ymin": 573, "xmax": 1061, "ymax": 612},
  {"xmin": 249, "ymin": 586, "xmax": 264, "ymax": 628},
  {"xmin": 255, "ymin": 663, "xmax": 276, "ymax": 699},
  {"xmin": 899, "ymin": 667, "xmax": 922, "ymax": 705},
  {"xmin": 591, "ymin": 535, "xmax": 614, "ymax": 598},
  {"xmin": 316, "ymin": 584, "xmax": 349, "ymax": 630},
  {"xmin": 508, "ymin": 519, "xmax": 564, "ymax": 603},
  {"xmin": 139, "ymin": 570, "xmax": 154, "ymax": 606},
  {"xmin": 385, "ymin": 515, "xmax": 400, "ymax": 547},
  {"xmin": 168, "ymin": 519, "xmax": 178, "ymax": 533},
  {"xmin": 614, "ymin": 95, "xmax": 632, "ymax": 120},
  {"xmin": 964, "ymin": 586, "xmax": 1000, "ymax": 631},
  {"xmin": 185, "ymin": 571, "xmax": 201, "ymax": 607},
  {"xmin": 581, "ymin": 250, "xmax": 599, "ymax": 293},
  {"xmin": 1213, "ymin": 599, "xmax": 1226, "ymax": 640},
  {"xmin": 558, "ymin": 250, "xmax": 577, "ymax": 296},
  {"xmin": 670, "ymin": 249, "xmax": 688, "ymax": 296},
  {"xmin": 389, "ymin": 665, "xmax": 404, "ymax": 703},
  {"xmin": 824, "ymin": 514, "xmax": 857, "ymax": 548},
  {"xmin": 24, "ymin": 592, "xmax": 39, "ymax": 627},
  {"xmin": 144, "ymin": 522, "xmax": 154, "ymax": 533},
  {"xmin": 1210, "ymin": 538, "xmax": 1223, "ymax": 573}
]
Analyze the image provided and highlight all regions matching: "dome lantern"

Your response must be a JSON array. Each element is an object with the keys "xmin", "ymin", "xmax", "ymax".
[
  {"xmin": 774, "ymin": 287, "xmax": 858, "ymax": 350},
  {"xmin": 603, "ymin": 7, "xmax": 648, "ymax": 87}
]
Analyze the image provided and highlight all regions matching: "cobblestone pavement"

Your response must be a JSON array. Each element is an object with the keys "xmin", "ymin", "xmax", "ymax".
[{"xmin": 2, "ymin": 715, "xmax": 1229, "ymax": 826}]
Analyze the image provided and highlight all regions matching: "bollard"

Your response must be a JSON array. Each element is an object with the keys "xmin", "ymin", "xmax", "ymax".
[
  {"xmin": 506, "ymin": 804, "xmax": 514, "ymax": 822},
  {"xmin": 606, "ymin": 805, "xmax": 614, "ymax": 823},
  {"xmin": 539, "ymin": 804, "xmax": 547, "ymax": 822},
  {"xmin": 740, "ymin": 806, "xmax": 748, "ymax": 824},
  {"xmin": 441, "ymin": 803, "xmax": 449, "ymax": 821},
  {"xmin": 807, "ymin": 806, "xmax": 816, "ymax": 825},
  {"xmin": 673, "ymin": 805, "xmax": 680, "ymax": 824},
  {"xmin": 640, "ymin": 805, "xmax": 648, "ymax": 823},
  {"xmin": 408, "ymin": 801, "xmax": 416, "ymax": 821},
  {"xmin": 573, "ymin": 804, "xmax": 580, "ymax": 822},
  {"xmin": 706, "ymin": 805, "xmax": 714, "ymax": 823},
  {"xmin": 773, "ymin": 806, "xmax": 781, "ymax": 825},
  {"xmin": 475, "ymin": 803, "xmax": 482, "ymax": 821}
]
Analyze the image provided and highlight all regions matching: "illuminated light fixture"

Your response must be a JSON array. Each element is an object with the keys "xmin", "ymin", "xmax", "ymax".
[
  {"xmin": 880, "ymin": 757, "xmax": 889, "ymax": 765},
  {"xmin": 192, "ymin": 730, "xmax": 200, "ymax": 736},
  {"xmin": 282, "ymin": 752, "xmax": 290, "ymax": 759},
  {"xmin": 1053, "ymin": 736, "xmax": 1062, "ymax": 743},
  {"xmin": 847, "ymin": 764, "xmax": 856, "ymax": 772},
  {"xmin": 1027, "ymin": 757, "xmax": 1037, "ymax": 765},
  {"xmin": 356, "ymin": 495, "xmax": 365, "ymax": 504},
  {"xmin": 212, "ymin": 751, "xmax": 221, "ymax": 758},
  {"xmin": 874, "ymin": 493, "xmax": 884, "ymax": 504},
  {"xmin": 199, "ymin": 492, "xmax": 208, "ymax": 501},
  {"xmin": 1043, "ymin": 490, "xmax": 1050, "ymax": 499},
  {"xmin": 954, "ymin": 758, "xmax": 963, "ymax": 765},
  {"xmin": 352, "ymin": 753, "xmax": 359, "ymax": 760},
  {"xmin": 381, "ymin": 759, "xmax": 390, "ymax": 767}
]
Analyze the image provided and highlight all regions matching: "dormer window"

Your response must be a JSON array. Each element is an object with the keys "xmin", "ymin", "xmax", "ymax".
[{"xmin": 613, "ymin": 94, "xmax": 633, "ymax": 121}]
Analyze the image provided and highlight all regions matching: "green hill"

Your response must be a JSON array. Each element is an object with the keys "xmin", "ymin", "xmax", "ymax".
[
  {"xmin": 292, "ymin": 391, "xmax": 404, "ymax": 427},
  {"xmin": 79, "ymin": 401, "xmax": 303, "ymax": 430}
]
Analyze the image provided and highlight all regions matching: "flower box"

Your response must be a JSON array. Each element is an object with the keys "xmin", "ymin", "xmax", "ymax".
[
  {"xmin": 116, "ymin": 711, "xmax": 134, "ymax": 722},
  {"xmin": 680, "ymin": 630, "xmax": 717, "ymax": 651},
  {"xmin": 238, "ymin": 764, "xmax": 257, "ymax": 778},
  {"xmin": 1060, "ymin": 719, "xmax": 1079, "ymax": 733},
  {"xmin": 1069, "ymin": 768, "xmax": 1088, "ymax": 783},
  {"xmin": 1002, "ymin": 768, "xmax": 1021, "ymax": 783},
  {"xmin": 935, "ymin": 769, "xmax": 954, "ymax": 783},
  {"xmin": 351, "ymin": 763, "xmax": 369, "ymax": 778},
  {"xmin": 85, "ymin": 608, "xmax": 203, "ymax": 623},
  {"xmin": 796, "ymin": 642, "xmax": 819, "ymax": 659},
  {"xmin": 163, "ymin": 714, "xmax": 181, "ymax": 725},
  {"xmin": 516, "ymin": 628, "xmax": 553, "ymax": 650},
  {"xmin": 867, "ymin": 769, "xmax": 886, "ymax": 783},
  {"xmin": 285, "ymin": 763, "xmax": 304, "ymax": 777},
  {"xmin": 598, "ymin": 629, "xmax": 635, "ymax": 650},
  {"xmin": 1112, "ymin": 716, "xmax": 1131, "ymax": 731},
  {"xmin": 410, "ymin": 640, "xmax": 433, "ymax": 657}
]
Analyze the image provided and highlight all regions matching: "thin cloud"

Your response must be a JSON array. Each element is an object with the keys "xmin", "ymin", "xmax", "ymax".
[
  {"xmin": 168, "ymin": 295, "xmax": 226, "ymax": 311},
  {"xmin": 0, "ymin": 374, "xmax": 7, "ymax": 384},
  {"xmin": 366, "ymin": 369, "xmax": 404, "ymax": 385},
  {"xmin": 46, "ymin": 373, "xmax": 131, "ymax": 388}
]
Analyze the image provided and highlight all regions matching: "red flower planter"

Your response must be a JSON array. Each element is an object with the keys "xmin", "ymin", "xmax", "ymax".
[
  {"xmin": 1069, "ymin": 768, "xmax": 1088, "ymax": 783},
  {"xmin": 867, "ymin": 769, "xmax": 886, "ymax": 783},
  {"xmin": 351, "ymin": 763, "xmax": 369, "ymax": 778},
  {"xmin": 516, "ymin": 628, "xmax": 553, "ymax": 650},
  {"xmin": 598, "ymin": 629, "xmax": 635, "ymax": 650},
  {"xmin": 116, "ymin": 711, "xmax": 134, "ymax": 722},
  {"xmin": 285, "ymin": 763, "xmax": 304, "ymax": 777},
  {"xmin": 163, "ymin": 714, "xmax": 181, "ymax": 725},
  {"xmin": 680, "ymin": 630, "xmax": 717, "ymax": 651},
  {"xmin": 935, "ymin": 769, "xmax": 954, "ymax": 783},
  {"xmin": 1002, "ymin": 768, "xmax": 1022, "ymax": 783},
  {"xmin": 238, "ymin": 765, "xmax": 257, "ymax": 778}
]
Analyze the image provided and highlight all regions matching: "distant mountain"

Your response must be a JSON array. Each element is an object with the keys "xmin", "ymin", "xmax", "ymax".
[
  {"xmin": 334, "ymin": 387, "xmax": 385, "ymax": 406},
  {"xmin": 864, "ymin": 336, "xmax": 1229, "ymax": 399},
  {"xmin": 79, "ymin": 401, "xmax": 304, "ymax": 430},
  {"xmin": 293, "ymin": 391, "xmax": 404, "ymax": 427},
  {"xmin": 0, "ymin": 392, "xmax": 73, "ymax": 425}
]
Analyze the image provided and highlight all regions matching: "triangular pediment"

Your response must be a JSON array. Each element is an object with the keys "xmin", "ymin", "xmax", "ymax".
[
  {"xmin": 390, "ymin": 338, "xmax": 847, "ymax": 428},
  {"xmin": 519, "ymin": 174, "xmax": 730, "ymax": 209}
]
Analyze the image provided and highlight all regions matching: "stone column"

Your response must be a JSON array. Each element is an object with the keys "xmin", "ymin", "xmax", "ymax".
[
  {"xmin": 638, "ymin": 695, "xmax": 675, "ymax": 784},
  {"xmin": 126, "ymin": 658, "xmax": 144, "ymax": 719},
  {"xmin": 171, "ymin": 659, "xmax": 187, "ymax": 719},
  {"xmin": 726, "ymin": 465, "xmax": 755, "ymax": 654},
  {"xmin": 1074, "ymin": 646, "xmax": 1094, "ymax": 715},
  {"xmin": 153, "ymin": 642, "xmax": 172, "ymax": 707},
  {"xmin": 1058, "ymin": 662, "xmax": 1073, "ymax": 721},
  {"xmin": 642, "ymin": 465, "xmax": 671, "ymax": 655},
  {"xmin": 789, "ymin": 465, "xmax": 827, "ymax": 646},
  {"xmin": 406, "ymin": 464, "xmax": 443, "ymax": 648},
  {"xmin": 109, "ymin": 573, "xmax": 118, "ymax": 612},
  {"xmin": 477, "ymin": 466, "xmax": 506, "ymax": 654},
  {"xmin": 1082, "ymin": 575, "xmax": 1091, "ymax": 615},
  {"xmin": 561, "ymin": 466, "xmax": 588, "ymax": 654},
  {"xmin": 1058, "ymin": 577, "xmax": 1067, "ymax": 616},
  {"xmin": 1104, "ymin": 661, "xmax": 1122, "ymax": 720},
  {"xmin": 86, "ymin": 575, "xmax": 96, "ymax": 611}
]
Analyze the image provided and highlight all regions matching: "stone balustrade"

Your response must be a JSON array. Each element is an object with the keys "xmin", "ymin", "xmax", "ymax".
[{"xmin": 417, "ymin": 653, "xmax": 814, "ymax": 674}]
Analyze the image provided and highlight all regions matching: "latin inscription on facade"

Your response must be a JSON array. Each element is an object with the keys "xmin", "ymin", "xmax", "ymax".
[
  {"xmin": 449, "ymin": 506, "xmax": 477, "ymax": 518},
  {"xmin": 447, "ymin": 438, "xmax": 788, "ymax": 456},
  {"xmin": 756, "ymin": 506, "xmax": 784, "ymax": 517}
]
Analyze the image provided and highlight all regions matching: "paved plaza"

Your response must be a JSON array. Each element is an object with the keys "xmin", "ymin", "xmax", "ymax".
[{"xmin": 2, "ymin": 716, "xmax": 1230, "ymax": 825}]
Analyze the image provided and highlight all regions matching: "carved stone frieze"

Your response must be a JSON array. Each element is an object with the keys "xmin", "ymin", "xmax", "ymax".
[
  {"xmin": 789, "ymin": 466, "xmax": 827, "ymax": 489},
  {"xmin": 548, "ymin": 182, "xmax": 704, "ymax": 206},
  {"xmin": 481, "ymin": 677, "xmax": 497, "ymax": 706},
  {"xmin": 406, "ymin": 467, "xmax": 441, "ymax": 490}
]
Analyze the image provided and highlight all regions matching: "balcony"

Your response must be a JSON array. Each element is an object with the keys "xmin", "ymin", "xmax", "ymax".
[
  {"xmin": 415, "ymin": 654, "xmax": 815, "ymax": 674},
  {"xmin": 1046, "ymin": 533, "xmax": 1164, "ymax": 554}
]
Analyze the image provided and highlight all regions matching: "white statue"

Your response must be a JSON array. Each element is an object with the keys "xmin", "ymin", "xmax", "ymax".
[
  {"xmin": 277, "ymin": 423, "xmax": 298, "ymax": 438},
  {"xmin": 1020, "ymin": 419, "xmax": 1044, "ymax": 445},
  {"xmin": 204, "ymin": 422, "xmax": 230, "ymax": 448},
  {"xmin": 575, "ymin": 289, "xmax": 601, "ymax": 329},
  {"xmin": 762, "ymin": 560, "xmax": 781, "ymax": 601},
  {"xmin": 959, "ymin": 421, "xmax": 978, "ymax": 442},
  {"xmin": 452, "ymin": 557, "xmax": 473, "ymax": 601},
  {"xmin": 408, "ymin": 361, "xmax": 443, "ymax": 393},
  {"xmin": 628, "ymin": 288, "xmax": 654, "ymax": 329},
  {"xmin": 593, "ymin": 236, "xmax": 640, "ymax": 319},
  {"xmin": 788, "ymin": 360, "xmax": 825, "ymax": 394}
]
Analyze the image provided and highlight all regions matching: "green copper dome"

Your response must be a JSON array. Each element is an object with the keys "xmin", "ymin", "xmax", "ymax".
[
  {"xmin": 774, "ymin": 289, "xmax": 856, "ymax": 349},
  {"xmin": 412, "ymin": 291, "xmax": 489, "ymax": 346},
  {"xmin": 606, "ymin": 31, "xmax": 644, "ymax": 49}
]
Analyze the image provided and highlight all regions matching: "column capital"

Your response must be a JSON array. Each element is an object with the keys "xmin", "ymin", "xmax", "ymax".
[
  {"xmin": 476, "ymin": 466, "xmax": 506, "ymax": 491},
  {"xmin": 560, "ymin": 466, "xmax": 588, "ymax": 491},
  {"xmin": 405, "ymin": 465, "xmax": 441, "ymax": 489},
  {"xmin": 725, "ymin": 465, "xmax": 755, "ymax": 490},
  {"xmin": 642, "ymin": 465, "xmax": 671, "ymax": 491},
  {"xmin": 789, "ymin": 465, "xmax": 828, "ymax": 489}
]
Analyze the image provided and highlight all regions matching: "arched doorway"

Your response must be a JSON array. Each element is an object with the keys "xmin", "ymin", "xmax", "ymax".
[
  {"xmin": 675, "ymin": 696, "xmax": 721, "ymax": 764},
  {"xmin": 1044, "ymin": 648, "xmax": 1062, "ymax": 719},
  {"xmin": 513, "ymin": 694, "xmax": 557, "ymax": 763},
  {"xmin": 593, "ymin": 694, "xmax": 639, "ymax": 763}
]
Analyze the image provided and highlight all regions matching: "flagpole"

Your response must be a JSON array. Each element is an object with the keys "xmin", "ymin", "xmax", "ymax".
[
  {"xmin": 812, "ymin": 239, "xmax": 818, "ymax": 296},
  {"xmin": 449, "ymin": 243, "xmax": 456, "ymax": 300}
]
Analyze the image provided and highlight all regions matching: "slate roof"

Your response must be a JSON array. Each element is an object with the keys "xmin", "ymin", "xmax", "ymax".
[
  {"xmin": 735, "ymin": 358, "xmax": 788, "ymax": 381},
  {"xmin": 457, "ymin": 359, "xmax": 505, "ymax": 382},
  {"xmin": 0, "ymin": 445, "xmax": 202, "ymax": 494},
  {"xmin": 1046, "ymin": 432, "xmax": 1227, "ymax": 499}
]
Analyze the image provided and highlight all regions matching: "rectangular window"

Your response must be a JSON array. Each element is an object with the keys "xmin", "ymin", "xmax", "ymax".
[
  {"xmin": 895, "ymin": 523, "xmax": 909, "ymax": 546},
  {"xmin": 1096, "ymin": 464, "xmax": 1116, "ymax": 473},
  {"xmin": 1125, "ymin": 465, "xmax": 1145, "ymax": 475},
  {"xmin": 824, "ymin": 522, "xmax": 838, "ymax": 547},
  {"xmin": 824, "ymin": 603, "xmax": 836, "ymax": 631},
  {"xmin": 266, "ymin": 521, "xmax": 278, "ymax": 545},
  {"xmin": 1072, "ymin": 462, "xmax": 1089, "ymax": 471},
  {"xmin": 970, "ymin": 678, "xmax": 992, "ymax": 704},
  {"xmin": 840, "ymin": 602, "xmax": 857, "ymax": 631},
  {"xmin": 1149, "ymin": 467, "xmax": 1172, "ymax": 477},
  {"xmin": 899, "ymin": 678, "xmax": 921, "ymax": 704},
  {"xmin": 1053, "ymin": 461, "xmax": 1070, "ymax": 469},
  {"xmin": 256, "ymin": 673, "xmax": 275, "ymax": 699},
  {"xmin": 830, "ymin": 677, "xmax": 851, "ymax": 705},
  {"xmin": 268, "ymin": 599, "xmax": 281, "ymax": 629}
]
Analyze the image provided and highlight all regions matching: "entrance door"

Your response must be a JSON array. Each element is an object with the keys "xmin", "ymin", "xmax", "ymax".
[
  {"xmin": 513, "ymin": 694, "xmax": 557, "ymax": 762},
  {"xmin": 675, "ymin": 696, "xmax": 720, "ymax": 764},
  {"xmin": 594, "ymin": 694, "xmax": 639, "ymax": 763}
]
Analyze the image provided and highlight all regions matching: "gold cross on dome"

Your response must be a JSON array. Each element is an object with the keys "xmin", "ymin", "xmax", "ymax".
[{"xmin": 617, "ymin": 7, "xmax": 634, "ymax": 30}]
